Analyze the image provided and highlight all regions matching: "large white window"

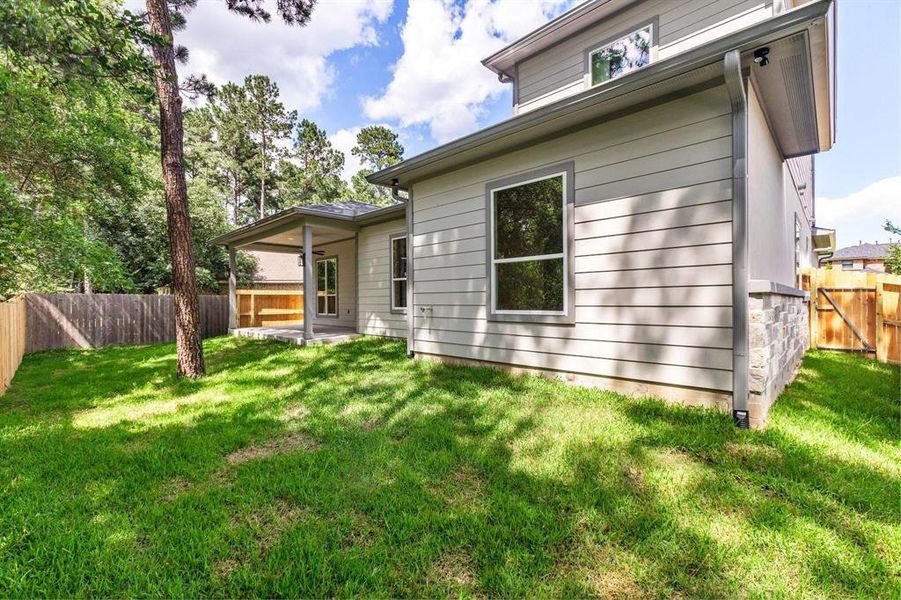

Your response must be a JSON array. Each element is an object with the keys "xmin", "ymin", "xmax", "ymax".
[
  {"xmin": 487, "ymin": 163, "xmax": 574, "ymax": 323},
  {"xmin": 316, "ymin": 256, "xmax": 338, "ymax": 316},
  {"xmin": 390, "ymin": 234, "xmax": 407, "ymax": 312},
  {"xmin": 589, "ymin": 25, "xmax": 652, "ymax": 86}
]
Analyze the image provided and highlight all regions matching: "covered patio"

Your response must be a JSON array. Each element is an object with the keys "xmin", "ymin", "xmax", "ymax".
[
  {"xmin": 230, "ymin": 324, "xmax": 359, "ymax": 346},
  {"xmin": 211, "ymin": 201, "xmax": 405, "ymax": 344}
]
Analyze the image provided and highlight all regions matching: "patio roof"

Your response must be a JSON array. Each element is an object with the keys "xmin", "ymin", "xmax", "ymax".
[{"xmin": 211, "ymin": 201, "xmax": 406, "ymax": 253}]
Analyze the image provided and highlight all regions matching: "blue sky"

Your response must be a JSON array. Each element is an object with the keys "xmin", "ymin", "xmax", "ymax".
[{"xmin": 165, "ymin": 0, "xmax": 899, "ymax": 249}]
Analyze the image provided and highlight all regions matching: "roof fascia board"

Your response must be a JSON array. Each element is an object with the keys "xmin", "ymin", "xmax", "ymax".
[
  {"xmin": 369, "ymin": 0, "xmax": 831, "ymax": 187},
  {"xmin": 482, "ymin": 0, "xmax": 630, "ymax": 76},
  {"xmin": 212, "ymin": 203, "xmax": 407, "ymax": 247},
  {"xmin": 211, "ymin": 209, "xmax": 305, "ymax": 246}
]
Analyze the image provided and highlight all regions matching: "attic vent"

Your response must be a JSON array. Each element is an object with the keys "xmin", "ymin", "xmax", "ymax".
[
  {"xmin": 751, "ymin": 32, "xmax": 818, "ymax": 157},
  {"xmin": 780, "ymin": 51, "xmax": 817, "ymax": 152}
]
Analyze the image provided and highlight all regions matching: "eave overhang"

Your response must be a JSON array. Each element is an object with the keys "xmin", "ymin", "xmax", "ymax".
[
  {"xmin": 370, "ymin": 0, "xmax": 834, "ymax": 189},
  {"xmin": 481, "ymin": 0, "xmax": 636, "ymax": 79},
  {"xmin": 210, "ymin": 203, "xmax": 406, "ymax": 248}
]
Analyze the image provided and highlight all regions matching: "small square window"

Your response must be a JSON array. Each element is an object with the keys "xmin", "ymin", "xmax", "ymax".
[{"xmin": 589, "ymin": 25, "xmax": 652, "ymax": 86}]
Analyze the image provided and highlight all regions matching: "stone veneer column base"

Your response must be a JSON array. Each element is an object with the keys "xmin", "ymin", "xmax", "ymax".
[{"xmin": 747, "ymin": 290, "xmax": 809, "ymax": 428}]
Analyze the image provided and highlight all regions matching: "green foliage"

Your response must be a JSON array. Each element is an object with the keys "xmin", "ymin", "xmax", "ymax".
[
  {"xmin": 0, "ymin": 339, "xmax": 897, "ymax": 596},
  {"xmin": 0, "ymin": 176, "xmax": 135, "ymax": 298},
  {"xmin": 883, "ymin": 220, "xmax": 901, "ymax": 274},
  {"xmin": 243, "ymin": 75, "xmax": 296, "ymax": 217},
  {"xmin": 351, "ymin": 125, "xmax": 404, "ymax": 170},
  {"xmin": 0, "ymin": 0, "xmax": 155, "ymax": 296},
  {"xmin": 280, "ymin": 119, "xmax": 348, "ymax": 206},
  {"xmin": 349, "ymin": 126, "xmax": 404, "ymax": 206}
]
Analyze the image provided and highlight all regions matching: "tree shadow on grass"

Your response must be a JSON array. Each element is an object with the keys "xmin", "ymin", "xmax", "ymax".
[{"xmin": 0, "ymin": 340, "xmax": 897, "ymax": 597}]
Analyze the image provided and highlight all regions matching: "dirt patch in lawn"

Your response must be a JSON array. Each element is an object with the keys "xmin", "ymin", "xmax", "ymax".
[
  {"xmin": 226, "ymin": 432, "xmax": 319, "ymax": 464},
  {"xmin": 214, "ymin": 499, "xmax": 308, "ymax": 579},
  {"xmin": 431, "ymin": 551, "xmax": 481, "ymax": 594},
  {"xmin": 279, "ymin": 404, "xmax": 309, "ymax": 423},
  {"xmin": 340, "ymin": 510, "xmax": 380, "ymax": 549},
  {"xmin": 432, "ymin": 464, "xmax": 484, "ymax": 508}
]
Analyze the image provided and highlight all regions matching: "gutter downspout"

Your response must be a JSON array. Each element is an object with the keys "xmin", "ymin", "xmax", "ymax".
[
  {"xmin": 725, "ymin": 49, "xmax": 750, "ymax": 429},
  {"xmin": 393, "ymin": 180, "xmax": 415, "ymax": 359}
]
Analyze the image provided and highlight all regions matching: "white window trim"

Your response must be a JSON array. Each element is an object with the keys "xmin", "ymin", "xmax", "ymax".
[
  {"xmin": 585, "ymin": 21, "xmax": 656, "ymax": 90},
  {"xmin": 389, "ymin": 233, "xmax": 407, "ymax": 313},
  {"xmin": 316, "ymin": 256, "xmax": 338, "ymax": 317},
  {"xmin": 488, "ymin": 170, "xmax": 569, "ymax": 318}
]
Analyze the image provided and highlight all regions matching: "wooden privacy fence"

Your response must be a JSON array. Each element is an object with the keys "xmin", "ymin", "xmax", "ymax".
[
  {"xmin": 800, "ymin": 268, "xmax": 901, "ymax": 364},
  {"xmin": 236, "ymin": 290, "xmax": 303, "ymax": 328},
  {"xmin": 0, "ymin": 298, "xmax": 27, "ymax": 394},
  {"xmin": 24, "ymin": 293, "xmax": 229, "ymax": 353}
]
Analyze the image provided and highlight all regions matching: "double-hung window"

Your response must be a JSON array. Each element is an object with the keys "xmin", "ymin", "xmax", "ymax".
[
  {"xmin": 316, "ymin": 257, "xmax": 338, "ymax": 316},
  {"xmin": 588, "ymin": 24, "xmax": 652, "ymax": 87},
  {"xmin": 390, "ymin": 234, "xmax": 407, "ymax": 312},
  {"xmin": 487, "ymin": 162, "xmax": 574, "ymax": 323}
]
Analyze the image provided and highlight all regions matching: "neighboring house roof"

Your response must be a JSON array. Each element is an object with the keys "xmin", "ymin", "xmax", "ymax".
[
  {"xmin": 248, "ymin": 251, "xmax": 303, "ymax": 282},
  {"xmin": 829, "ymin": 243, "xmax": 892, "ymax": 261},
  {"xmin": 368, "ymin": 0, "xmax": 834, "ymax": 188}
]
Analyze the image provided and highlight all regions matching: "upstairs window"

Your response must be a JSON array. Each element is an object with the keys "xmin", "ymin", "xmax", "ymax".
[
  {"xmin": 487, "ymin": 162, "xmax": 574, "ymax": 323},
  {"xmin": 589, "ymin": 25, "xmax": 652, "ymax": 86},
  {"xmin": 316, "ymin": 257, "xmax": 338, "ymax": 316},
  {"xmin": 390, "ymin": 234, "xmax": 407, "ymax": 312}
]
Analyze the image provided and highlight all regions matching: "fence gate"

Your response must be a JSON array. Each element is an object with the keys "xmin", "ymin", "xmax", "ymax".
[
  {"xmin": 876, "ymin": 282, "xmax": 901, "ymax": 363},
  {"xmin": 802, "ymin": 268, "xmax": 901, "ymax": 364}
]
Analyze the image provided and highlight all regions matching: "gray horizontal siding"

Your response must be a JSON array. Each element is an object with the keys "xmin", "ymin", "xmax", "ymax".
[
  {"xmin": 356, "ymin": 218, "xmax": 407, "ymax": 338},
  {"xmin": 410, "ymin": 86, "xmax": 735, "ymax": 393},
  {"xmin": 516, "ymin": 0, "xmax": 771, "ymax": 111}
]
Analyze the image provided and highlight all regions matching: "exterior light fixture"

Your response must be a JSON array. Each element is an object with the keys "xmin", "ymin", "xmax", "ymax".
[{"xmin": 753, "ymin": 47, "xmax": 770, "ymax": 67}]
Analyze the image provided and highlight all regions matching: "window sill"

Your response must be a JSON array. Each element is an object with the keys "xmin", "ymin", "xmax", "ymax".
[{"xmin": 488, "ymin": 312, "xmax": 575, "ymax": 325}]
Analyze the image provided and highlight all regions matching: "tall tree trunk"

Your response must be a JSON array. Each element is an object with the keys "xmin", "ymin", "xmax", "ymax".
[
  {"xmin": 145, "ymin": 0, "xmax": 205, "ymax": 378},
  {"xmin": 259, "ymin": 133, "xmax": 266, "ymax": 218},
  {"xmin": 231, "ymin": 170, "xmax": 240, "ymax": 225}
]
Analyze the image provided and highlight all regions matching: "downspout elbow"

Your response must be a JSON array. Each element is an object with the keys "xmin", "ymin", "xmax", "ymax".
[{"xmin": 391, "ymin": 179, "xmax": 408, "ymax": 204}]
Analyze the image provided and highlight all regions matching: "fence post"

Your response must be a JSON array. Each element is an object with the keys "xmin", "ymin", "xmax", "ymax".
[
  {"xmin": 875, "ymin": 281, "xmax": 885, "ymax": 363},
  {"xmin": 809, "ymin": 268, "xmax": 819, "ymax": 350}
]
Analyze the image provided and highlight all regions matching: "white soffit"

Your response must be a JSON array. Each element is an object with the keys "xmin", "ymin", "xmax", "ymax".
[{"xmin": 749, "ymin": 5, "xmax": 834, "ymax": 157}]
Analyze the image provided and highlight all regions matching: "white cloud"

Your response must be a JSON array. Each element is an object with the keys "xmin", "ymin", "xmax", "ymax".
[
  {"xmin": 329, "ymin": 127, "xmax": 363, "ymax": 183},
  {"xmin": 131, "ymin": 0, "xmax": 394, "ymax": 113},
  {"xmin": 816, "ymin": 176, "xmax": 901, "ymax": 248},
  {"xmin": 362, "ymin": 0, "xmax": 573, "ymax": 143}
]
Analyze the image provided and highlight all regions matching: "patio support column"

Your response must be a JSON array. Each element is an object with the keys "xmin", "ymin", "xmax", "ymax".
[
  {"xmin": 227, "ymin": 246, "xmax": 237, "ymax": 330},
  {"xmin": 303, "ymin": 224, "xmax": 314, "ymax": 340}
]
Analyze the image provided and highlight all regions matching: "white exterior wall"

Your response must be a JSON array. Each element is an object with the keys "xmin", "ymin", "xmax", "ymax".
[
  {"xmin": 516, "ymin": 0, "xmax": 773, "ymax": 113},
  {"xmin": 411, "ymin": 86, "xmax": 734, "ymax": 395},
  {"xmin": 357, "ymin": 218, "xmax": 408, "ymax": 338},
  {"xmin": 311, "ymin": 237, "xmax": 356, "ymax": 329},
  {"xmin": 748, "ymin": 82, "xmax": 814, "ymax": 287}
]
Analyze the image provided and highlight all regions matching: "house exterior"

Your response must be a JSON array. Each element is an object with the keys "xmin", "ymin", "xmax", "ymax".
[
  {"xmin": 214, "ymin": 0, "xmax": 837, "ymax": 428},
  {"xmin": 217, "ymin": 250, "xmax": 304, "ymax": 294},
  {"xmin": 824, "ymin": 242, "xmax": 893, "ymax": 272}
]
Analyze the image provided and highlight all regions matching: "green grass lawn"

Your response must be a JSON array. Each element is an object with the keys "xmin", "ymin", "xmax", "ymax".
[{"xmin": 0, "ymin": 337, "xmax": 898, "ymax": 598}]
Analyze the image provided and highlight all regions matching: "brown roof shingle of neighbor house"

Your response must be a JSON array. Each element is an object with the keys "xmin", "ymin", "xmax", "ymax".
[{"xmin": 830, "ymin": 243, "xmax": 892, "ymax": 260}]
